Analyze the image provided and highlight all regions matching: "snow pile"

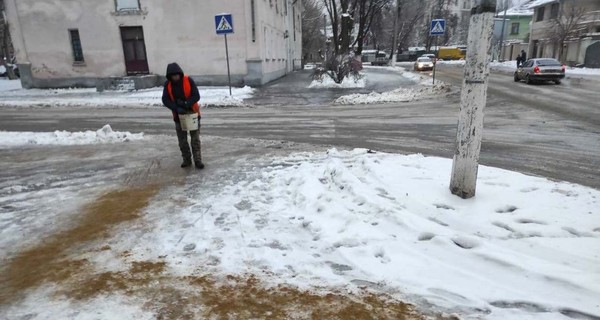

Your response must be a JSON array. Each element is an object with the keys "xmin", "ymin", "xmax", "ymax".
[
  {"xmin": 0, "ymin": 79, "xmax": 23, "ymax": 92},
  {"xmin": 308, "ymin": 75, "xmax": 366, "ymax": 89},
  {"xmin": 335, "ymin": 84, "xmax": 452, "ymax": 104},
  {"xmin": 400, "ymin": 70, "xmax": 438, "ymax": 86},
  {"xmin": 565, "ymin": 67, "xmax": 600, "ymax": 76},
  {"xmin": 0, "ymin": 125, "xmax": 144, "ymax": 147},
  {"xmin": 0, "ymin": 85, "xmax": 255, "ymax": 108},
  {"xmin": 199, "ymin": 86, "xmax": 255, "ymax": 107},
  {"xmin": 438, "ymin": 60, "xmax": 466, "ymax": 66},
  {"xmin": 130, "ymin": 149, "xmax": 600, "ymax": 319},
  {"xmin": 335, "ymin": 70, "xmax": 452, "ymax": 105}
]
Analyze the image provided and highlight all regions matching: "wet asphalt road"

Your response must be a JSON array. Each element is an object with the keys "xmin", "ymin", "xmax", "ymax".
[{"xmin": 1, "ymin": 66, "xmax": 599, "ymax": 189}]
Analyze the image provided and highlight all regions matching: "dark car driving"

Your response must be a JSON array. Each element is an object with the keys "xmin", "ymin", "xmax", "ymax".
[{"xmin": 514, "ymin": 58, "xmax": 565, "ymax": 85}]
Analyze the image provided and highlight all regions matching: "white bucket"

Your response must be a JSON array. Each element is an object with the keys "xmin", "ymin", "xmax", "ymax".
[{"xmin": 179, "ymin": 113, "xmax": 199, "ymax": 131}]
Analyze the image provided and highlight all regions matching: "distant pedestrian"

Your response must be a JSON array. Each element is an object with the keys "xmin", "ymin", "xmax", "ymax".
[
  {"xmin": 162, "ymin": 63, "xmax": 204, "ymax": 169},
  {"xmin": 516, "ymin": 56, "xmax": 521, "ymax": 68},
  {"xmin": 520, "ymin": 50, "xmax": 527, "ymax": 66}
]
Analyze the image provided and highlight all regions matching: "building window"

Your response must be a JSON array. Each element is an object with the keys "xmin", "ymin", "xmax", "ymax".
[
  {"xmin": 550, "ymin": 3, "xmax": 559, "ymax": 19},
  {"xmin": 536, "ymin": 7, "xmax": 545, "ymax": 21},
  {"xmin": 116, "ymin": 0, "xmax": 140, "ymax": 11},
  {"xmin": 69, "ymin": 29, "xmax": 84, "ymax": 63},
  {"xmin": 510, "ymin": 23, "xmax": 520, "ymax": 35}
]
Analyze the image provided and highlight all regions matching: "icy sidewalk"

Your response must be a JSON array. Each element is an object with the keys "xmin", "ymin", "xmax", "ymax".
[
  {"xmin": 0, "ymin": 79, "xmax": 254, "ymax": 108},
  {"xmin": 137, "ymin": 149, "xmax": 598, "ymax": 319},
  {"xmin": 2, "ymin": 147, "xmax": 599, "ymax": 319}
]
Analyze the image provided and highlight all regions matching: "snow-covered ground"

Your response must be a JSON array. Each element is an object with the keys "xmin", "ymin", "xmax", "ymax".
[
  {"xmin": 0, "ymin": 80, "xmax": 254, "ymax": 108},
  {"xmin": 335, "ymin": 68, "xmax": 454, "ymax": 105},
  {"xmin": 0, "ymin": 125, "xmax": 144, "ymax": 148},
  {"xmin": 4, "ymin": 148, "xmax": 598, "ymax": 319},
  {"xmin": 308, "ymin": 75, "xmax": 367, "ymax": 89},
  {"xmin": 128, "ymin": 149, "xmax": 600, "ymax": 318}
]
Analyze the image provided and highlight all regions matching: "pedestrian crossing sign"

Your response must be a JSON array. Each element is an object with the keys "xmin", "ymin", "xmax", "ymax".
[
  {"xmin": 215, "ymin": 14, "xmax": 234, "ymax": 35},
  {"xmin": 430, "ymin": 19, "xmax": 446, "ymax": 36}
]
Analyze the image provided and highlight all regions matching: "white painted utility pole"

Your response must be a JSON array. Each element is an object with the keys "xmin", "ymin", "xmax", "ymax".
[
  {"xmin": 449, "ymin": 0, "xmax": 497, "ymax": 199},
  {"xmin": 390, "ymin": 0, "xmax": 400, "ymax": 67}
]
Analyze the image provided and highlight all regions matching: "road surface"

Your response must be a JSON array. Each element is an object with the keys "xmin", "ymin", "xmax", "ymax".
[{"xmin": 1, "ymin": 67, "xmax": 599, "ymax": 189}]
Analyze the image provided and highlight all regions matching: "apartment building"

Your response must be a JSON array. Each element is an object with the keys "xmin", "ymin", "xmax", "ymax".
[
  {"xmin": 529, "ymin": 0, "xmax": 600, "ymax": 67},
  {"xmin": 4, "ymin": 0, "xmax": 303, "ymax": 88}
]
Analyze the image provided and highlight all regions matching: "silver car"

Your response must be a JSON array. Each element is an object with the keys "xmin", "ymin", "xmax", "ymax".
[
  {"xmin": 414, "ymin": 57, "xmax": 434, "ymax": 71},
  {"xmin": 514, "ymin": 58, "xmax": 566, "ymax": 85}
]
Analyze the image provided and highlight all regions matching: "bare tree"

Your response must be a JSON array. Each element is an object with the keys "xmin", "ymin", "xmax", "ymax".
[
  {"xmin": 321, "ymin": 0, "xmax": 359, "ymax": 83},
  {"xmin": 548, "ymin": 4, "xmax": 586, "ymax": 63},
  {"xmin": 352, "ymin": 0, "xmax": 388, "ymax": 55},
  {"xmin": 302, "ymin": 0, "xmax": 325, "ymax": 62},
  {"xmin": 1, "ymin": 0, "xmax": 17, "ymax": 79},
  {"xmin": 323, "ymin": 0, "xmax": 352, "ymax": 56}
]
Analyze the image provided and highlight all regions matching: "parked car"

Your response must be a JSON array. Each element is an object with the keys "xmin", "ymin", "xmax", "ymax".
[
  {"xmin": 371, "ymin": 52, "xmax": 390, "ymax": 66},
  {"xmin": 514, "ymin": 58, "xmax": 565, "ymax": 85},
  {"xmin": 421, "ymin": 54, "xmax": 438, "ymax": 62},
  {"xmin": 414, "ymin": 57, "xmax": 434, "ymax": 71}
]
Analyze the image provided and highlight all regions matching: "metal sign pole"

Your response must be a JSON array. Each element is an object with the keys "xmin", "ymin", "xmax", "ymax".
[
  {"xmin": 430, "ymin": 19, "xmax": 445, "ymax": 85},
  {"xmin": 224, "ymin": 34, "xmax": 232, "ymax": 96},
  {"xmin": 433, "ymin": 37, "xmax": 438, "ymax": 84},
  {"xmin": 215, "ymin": 13, "xmax": 234, "ymax": 96}
]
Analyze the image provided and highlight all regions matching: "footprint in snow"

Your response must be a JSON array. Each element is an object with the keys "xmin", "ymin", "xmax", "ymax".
[
  {"xmin": 552, "ymin": 189, "xmax": 578, "ymax": 197},
  {"xmin": 374, "ymin": 248, "xmax": 391, "ymax": 264},
  {"xmin": 496, "ymin": 205, "xmax": 518, "ymax": 213},
  {"xmin": 418, "ymin": 232, "xmax": 436, "ymax": 241},
  {"xmin": 452, "ymin": 236, "xmax": 480, "ymax": 249},
  {"xmin": 434, "ymin": 203, "xmax": 455, "ymax": 210},
  {"xmin": 327, "ymin": 261, "xmax": 353, "ymax": 274},
  {"xmin": 484, "ymin": 182, "xmax": 510, "ymax": 187},
  {"xmin": 492, "ymin": 221, "xmax": 515, "ymax": 232},
  {"xmin": 490, "ymin": 300, "xmax": 550, "ymax": 313},
  {"xmin": 183, "ymin": 243, "xmax": 196, "ymax": 252},
  {"xmin": 520, "ymin": 187, "xmax": 539, "ymax": 193},
  {"xmin": 516, "ymin": 218, "xmax": 546, "ymax": 225},
  {"xmin": 561, "ymin": 227, "xmax": 592, "ymax": 237},
  {"xmin": 428, "ymin": 217, "xmax": 449, "ymax": 227}
]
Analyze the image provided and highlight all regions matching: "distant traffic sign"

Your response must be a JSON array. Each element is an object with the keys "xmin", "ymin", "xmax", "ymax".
[
  {"xmin": 215, "ymin": 13, "xmax": 234, "ymax": 35},
  {"xmin": 430, "ymin": 19, "xmax": 446, "ymax": 36}
]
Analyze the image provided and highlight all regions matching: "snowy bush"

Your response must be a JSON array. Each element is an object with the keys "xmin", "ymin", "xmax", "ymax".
[{"xmin": 312, "ymin": 54, "xmax": 364, "ymax": 85}]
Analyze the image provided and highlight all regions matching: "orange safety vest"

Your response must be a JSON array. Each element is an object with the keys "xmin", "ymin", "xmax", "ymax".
[{"xmin": 166, "ymin": 75, "xmax": 200, "ymax": 119}]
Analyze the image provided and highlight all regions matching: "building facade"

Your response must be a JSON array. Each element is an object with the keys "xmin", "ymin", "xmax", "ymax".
[
  {"xmin": 529, "ymin": 0, "xmax": 600, "ymax": 67},
  {"xmin": 496, "ymin": 2, "xmax": 533, "ymax": 61},
  {"xmin": 4, "ymin": 0, "xmax": 303, "ymax": 88}
]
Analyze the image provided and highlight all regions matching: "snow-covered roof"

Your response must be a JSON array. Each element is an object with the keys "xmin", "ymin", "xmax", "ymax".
[
  {"xmin": 499, "ymin": 3, "xmax": 534, "ymax": 16},
  {"xmin": 528, "ymin": 0, "xmax": 558, "ymax": 9}
]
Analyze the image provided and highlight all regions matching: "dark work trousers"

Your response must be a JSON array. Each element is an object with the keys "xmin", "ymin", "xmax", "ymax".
[{"xmin": 175, "ymin": 121, "xmax": 201, "ymax": 162}]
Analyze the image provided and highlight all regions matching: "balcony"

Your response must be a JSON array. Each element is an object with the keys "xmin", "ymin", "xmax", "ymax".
[
  {"xmin": 580, "ymin": 10, "xmax": 600, "ymax": 36},
  {"xmin": 581, "ymin": 11, "xmax": 600, "ymax": 24}
]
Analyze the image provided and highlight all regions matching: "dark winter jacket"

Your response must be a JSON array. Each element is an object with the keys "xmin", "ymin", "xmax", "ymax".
[
  {"xmin": 162, "ymin": 63, "xmax": 200, "ymax": 121},
  {"xmin": 520, "ymin": 51, "xmax": 527, "ymax": 62}
]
